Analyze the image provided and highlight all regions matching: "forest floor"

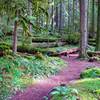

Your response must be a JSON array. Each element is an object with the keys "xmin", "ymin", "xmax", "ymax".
[{"xmin": 11, "ymin": 54, "xmax": 100, "ymax": 100}]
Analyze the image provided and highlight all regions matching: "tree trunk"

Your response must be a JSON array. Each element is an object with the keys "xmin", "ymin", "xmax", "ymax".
[
  {"xmin": 59, "ymin": 0, "xmax": 62, "ymax": 33},
  {"xmin": 79, "ymin": 0, "xmax": 88, "ymax": 58},
  {"xmin": 12, "ymin": 14, "xmax": 18, "ymax": 54},
  {"xmin": 73, "ymin": 0, "xmax": 75, "ymax": 32},
  {"xmin": 28, "ymin": 0, "xmax": 32, "ymax": 32},
  {"xmin": 27, "ymin": 0, "xmax": 32, "ymax": 45},
  {"xmin": 96, "ymin": 1, "xmax": 100, "ymax": 51},
  {"xmin": 91, "ymin": 0, "xmax": 95, "ymax": 37},
  {"xmin": 74, "ymin": 0, "xmax": 79, "ymax": 32},
  {"xmin": 51, "ymin": 0, "xmax": 55, "ymax": 31},
  {"xmin": 68, "ymin": 0, "xmax": 73, "ymax": 33},
  {"xmin": 55, "ymin": 5, "xmax": 59, "ymax": 30}
]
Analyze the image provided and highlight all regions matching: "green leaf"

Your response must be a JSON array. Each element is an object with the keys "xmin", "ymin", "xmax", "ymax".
[{"xmin": 50, "ymin": 91, "xmax": 60, "ymax": 96}]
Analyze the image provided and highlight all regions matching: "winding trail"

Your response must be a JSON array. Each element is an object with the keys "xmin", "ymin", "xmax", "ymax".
[{"xmin": 11, "ymin": 54, "xmax": 100, "ymax": 100}]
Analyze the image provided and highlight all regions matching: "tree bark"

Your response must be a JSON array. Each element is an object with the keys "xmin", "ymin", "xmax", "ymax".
[
  {"xmin": 74, "ymin": 0, "xmax": 79, "ymax": 32},
  {"xmin": 59, "ymin": 0, "xmax": 62, "ymax": 32},
  {"xmin": 55, "ymin": 5, "xmax": 59, "ymax": 30},
  {"xmin": 91, "ymin": 0, "xmax": 95, "ymax": 37},
  {"xmin": 73, "ymin": 0, "xmax": 75, "ymax": 32},
  {"xmin": 79, "ymin": 0, "xmax": 88, "ymax": 58},
  {"xmin": 68, "ymin": 0, "xmax": 73, "ymax": 33},
  {"xmin": 96, "ymin": 0, "xmax": 100, "ymax": 51},
  {"xmin": 51, "ymin": 0, "xmax": 55, "ymax": 31},
  {"xmin": 28, "ymin": 0, "xmax": 32, "ymax": 32},
  {"xmin": 12, "ymin": 11, "xmax": 18, "ymax": 54}
]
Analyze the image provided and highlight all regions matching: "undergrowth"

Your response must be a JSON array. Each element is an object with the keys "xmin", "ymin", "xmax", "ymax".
[
  {"xmin": 80, "ymin": 67, "xmax": 100, "ymax": 78},
  {"xmin": 0, "ymin": 54, "xmax": 66, "ymax": 100},
  {"xmin": 70, "ymin": 78, "xmax": 100, "ymax": 100}
]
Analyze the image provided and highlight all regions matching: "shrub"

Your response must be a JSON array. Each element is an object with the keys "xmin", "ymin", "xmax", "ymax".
[
  {"xmin": 0, "ymin": 43, "xmax": 10, "ymax": 51},
  {"xmin": 0, "ymin": 77, "xmax": 12, "ymax": 100},
  {"xmin": 35, "ymin": 52, "xmax": 45, "ymax": 60},
  {"xmin": 45, "ymin": 85, "xmax": 79, "ymax": 100},
  {"xmin": 64, "ymin": 32, "xmax": 80, "ymax": 44},
  {"xmin": 0, "ymin": 43, "xmax": 11, "ymax": 56},
  {"xmin": 80, "ymin": 67, "xmax": 100, "ymax": 78}
]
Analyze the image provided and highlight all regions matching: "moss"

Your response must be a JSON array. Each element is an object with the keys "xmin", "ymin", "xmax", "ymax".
[
  {"xmin": 70, "ymin": 78, "xmax": 100, "ymax": 100},
  {"xmin": 32, "ymin": 37, "xmax": 59, "ymax": 42},
  {"xmin": 80, "ymin": 67, "xmax": 100, "ymax": 78}
]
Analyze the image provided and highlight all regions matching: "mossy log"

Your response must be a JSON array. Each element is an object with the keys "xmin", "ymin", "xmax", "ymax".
[
  {"xmin": 59, "ymin": 48, "xmax": 80, "ymax": 56},
  {"xmin": 32, "ymin": 38, "xmax": 61, "ymax": 42}
]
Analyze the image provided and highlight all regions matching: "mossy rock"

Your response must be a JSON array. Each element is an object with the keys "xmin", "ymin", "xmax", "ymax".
[{"xmin": 80, "ymin": 67, "xmax": 100, "ymax": 78}]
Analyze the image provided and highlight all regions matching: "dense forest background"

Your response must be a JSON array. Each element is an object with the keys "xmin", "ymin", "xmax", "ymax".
[
  {"xmin": 0, "ymin": 0, "xmax": 100, "ymax": 56},
  {"xmin": 0, "ymin": 0, "xmax": 100, "ymax": 100}
]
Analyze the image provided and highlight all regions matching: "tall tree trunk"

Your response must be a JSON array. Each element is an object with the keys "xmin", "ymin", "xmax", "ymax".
[
  {"xmin": 68, "ymin": 0, "xmax": 70, "ymax": 33},
  {"xmin": 58, "ymin": 0, "xmax": 66, "ymax": 33},
  {"xmin": 96, "ymin": 0, "xmax": 100, "ymax": 51},
  {"xmin": 55, "ymin": 5, "xmax": 59, "ymax": 30},
  {"xmin": 73, "ymin": 0, "xmax": 75, "ymax": 32},
  {"xmin": 68, "ymin": 0, "xmax": 73, "ymax": 33},
  {"xmin": 12, "ymin": 11, "xmax": 18, "ymax": 54},
  {"xmin": 79, "ymin": 0, "xmax": 88, "ymax": 58},
  {"xmin": 91, "ymin": 0, "xmax": 95, "ymax": 37},
  {"xmin": 28, "ymin": 0, "xmax": 32, "ymax": 32},
  {"xmin": 59, "ymin": 0, "xmax": 62, "ymax": 33},
  {"xmin": 74, "ymin": 0, "xmax": 79, "ymax": 32},
  {"xmin": 51, "ymin": 0, "xmax": 55, "ymax": 31}
]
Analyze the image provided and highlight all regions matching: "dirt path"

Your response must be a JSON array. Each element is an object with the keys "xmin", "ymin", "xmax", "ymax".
[{"xmin": 11, "ymin": 54, "xmax": 100, "ymax": 100}]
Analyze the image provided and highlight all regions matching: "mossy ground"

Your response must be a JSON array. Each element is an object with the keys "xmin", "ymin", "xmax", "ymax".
[{"xmin": 70, "ymin": 78, "xmax": 100, "ymax": 100}]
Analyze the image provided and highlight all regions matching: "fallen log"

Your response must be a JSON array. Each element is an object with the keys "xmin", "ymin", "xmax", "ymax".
[
  {"xmin": 59, "ymin": 48, "xmax": 80, "ymax": 56},
  {"xmin": 87, "ymin": 51, "xmax": 100, "ymax": 57}
]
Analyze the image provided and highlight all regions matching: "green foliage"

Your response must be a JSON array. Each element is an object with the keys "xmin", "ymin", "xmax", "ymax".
[
  {"xmin": 71, "ymin": 78, "xmax": 100, "ymax": 99},
  {"xmin": 0, "ymin": 15, "xmax": 12, "ymax": 35},
  {"xmin": 0, "ymin": 43, "xmax": 10, "ymax": 51},
  {"xmin": 0, "ymin": 42, "xmax": 11, "ymax": 56},
  {"xmin": 0, "ymin": 77, "xmax": 12, "ymax": 100},
  {"xmin": 0, "ymin": 55, "xmax": 65, "ymax": 99},
  {"xmin": 0, "ymin": 29, "xmax": 4, "ymax": 38},
  {"xmin": 48, "ymin": 85, "xmax": 78, "ymax": 100},
  {"xmin": 94, "ymin": 89, "xmax": 100, "ymax": 96},
  {"xmin": 68, "ymin": 33, "xmax": 80, "ymax": 44},
  {"xmin": 35, "ymin": 52, "xmax": 45, "ymax": 60},
  {"xmin": 63, "ymin": 32, "xmax": 80, "ymax": 44},
  {"xmin": 80, "ymin": 67, "xmax": 100, "ymax": 78}
]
